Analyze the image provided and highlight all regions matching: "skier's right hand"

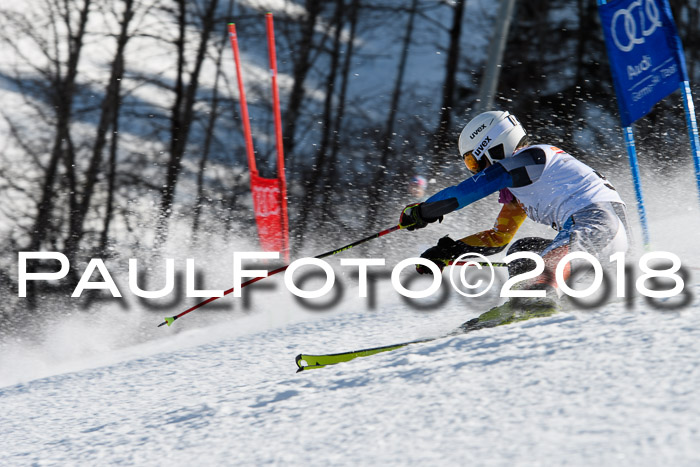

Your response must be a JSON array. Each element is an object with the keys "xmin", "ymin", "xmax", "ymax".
[
  {"xmin": 399, "ymin": 203, "xmax": 429, "ymax": 231},
  {"xmin": 416, "ymin": 236, "xmax": 470, "ymax": 275}
]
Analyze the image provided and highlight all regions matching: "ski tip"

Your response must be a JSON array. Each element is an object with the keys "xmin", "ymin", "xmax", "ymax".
[{"xmin": 295, "ymin": 354, "xmax": 326, "ymax": 373}]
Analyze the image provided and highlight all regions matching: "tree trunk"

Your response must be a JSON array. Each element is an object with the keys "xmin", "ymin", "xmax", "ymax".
[
  {"xmin": 28, "ymin": 0, "xmax": 92, "ymax": 254},
  {"xmin": 192, "ymin": 25, "xmax": 228, "ymax": 240},
  {"xmin": 281, "ymin": 0, "xmax": 322, "ymax": 161},
  {"xmin": 25, "ymin": 0, "xmax": 92, "ymax": 306},
  {"xmin": 65, "ymin": 0, "xmax": 134, "ymax": 260},
  {"xmin": 431, "ymin": 0, "xmax": 466, "ymax": 174},
  {"xmin": 99, "ymin": 92, "xmax": 121, "ymax": 257},
  {"xmin": 364, "ymin": 0, "xmax": 418, "ymax": 231},
  {"xmin": 156, "ymin": 0, "xmax": 220, "ymax": 247},
  {"xmin": 322, "ymin": 0, "xmax": 360, "ymax": 220},
  {"xmin": 295, "ymin": 0, "xmax": 345, "ymax": 247}
]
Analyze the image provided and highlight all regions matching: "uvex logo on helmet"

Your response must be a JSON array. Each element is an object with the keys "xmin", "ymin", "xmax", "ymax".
[
  {"xmin": 472, "ymin": 136, "xmax": 492, "ymax": 158},
  {"xmin": 469, "ymin": 123, "xmax": 487, "ymax": 140}
]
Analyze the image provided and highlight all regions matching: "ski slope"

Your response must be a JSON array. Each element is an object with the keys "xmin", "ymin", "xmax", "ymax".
[
  {"xmin": 5, "ymin": 164, "xmax": 700, "ymax": 466},
  {"xmin": 3, "ymin": 155, "xmax": 700, "ymax": 466},
  {"xmin": 2, "ymin": 272, "xmax": 700, "ymax": 465}
]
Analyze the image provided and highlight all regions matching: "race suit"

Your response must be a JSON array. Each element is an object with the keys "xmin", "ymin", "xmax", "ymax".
[{"xmin": 420, "ymin": 144, "xmax": 630, "ymax": 285}]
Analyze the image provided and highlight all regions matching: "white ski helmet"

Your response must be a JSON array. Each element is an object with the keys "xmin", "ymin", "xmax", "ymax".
[{"xmin": 458, "ymin": 110, "xmax": 527, "ymax": 174}]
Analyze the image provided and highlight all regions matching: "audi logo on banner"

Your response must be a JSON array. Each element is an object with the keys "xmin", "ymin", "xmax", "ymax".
[
  {"xmin": 252, "ymin": 184, "xmax": 281, "ymax": 218},
  {"xmin": 611, "ymin": 0, "xmax": 662, "ymax": 52}
]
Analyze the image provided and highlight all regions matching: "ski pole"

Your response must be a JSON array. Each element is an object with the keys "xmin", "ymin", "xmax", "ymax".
[{"xmin": 158, "ymin": 225, "xmax": 401, "ymax": 327}]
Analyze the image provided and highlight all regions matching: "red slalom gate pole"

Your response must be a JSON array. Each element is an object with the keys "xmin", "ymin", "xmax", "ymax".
[
  {"xmin": 228, "ymin": 23, "xmax": 258, "ymax": 175},
  {"xmin": 158, "ymin": 225, "xmax": 401, "ymax": 327},
  {"xmin": 265, "ymin": 13, "xmax": 290, "ymax": 262}
]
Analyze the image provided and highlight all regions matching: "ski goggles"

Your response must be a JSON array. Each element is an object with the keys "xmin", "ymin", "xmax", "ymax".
[{"xmin": 463, "ymin": 151, "xmax": 486, "ymax": 174}]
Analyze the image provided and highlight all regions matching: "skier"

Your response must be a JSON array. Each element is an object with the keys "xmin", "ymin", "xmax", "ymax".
[{"xmin": 398, "ymin": 110, "xmax": 630, "ymax": 306}]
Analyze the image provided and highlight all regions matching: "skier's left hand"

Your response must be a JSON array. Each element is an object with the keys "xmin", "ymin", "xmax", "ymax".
[{"xmin": 416, "ymin": 235, "xmax": 470, "ymax": 274}]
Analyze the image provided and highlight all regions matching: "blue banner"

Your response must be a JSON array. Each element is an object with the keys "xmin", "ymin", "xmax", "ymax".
[{"xmin": 599, "ymin": 0, "xmax": 688, "ymax": 126}]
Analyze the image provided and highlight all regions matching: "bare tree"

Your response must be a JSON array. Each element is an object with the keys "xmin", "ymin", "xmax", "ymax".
[
  {"xmin": 191, "ymin": 15, "xmax": 232, "ymax": 240},
  {"xmin": 27, "ymin": 0, "xmax": 92, "ymax": 255},
  {"xmin": 98, "ymin": 84, "xmax": 122, "ymax": 256},
  {"xmin": 364, "ymin": 0, "xmax": 419, "ymax": 232},
  {"xmin": 0, "ymin": 0, "xmax": 93, "ymax": 306},
  {"xmin": 431, "ymin": 0, "xmax": 466, "ymax": 176},
  {"xmin": 156, "ymin": 0, "xmax": 220, "ymax": 246},
  {"xmin": 321, "ymin": 0, "xmax": 360, "ymax": 220},
  {"xmin": 295, "ymin": 0, "xmax": 345, "ymax": 247},
  {"xmin": 281, "ymin": 0, "xmax": 322, "ymax": 161},
  {"xmin": 64, "ymin": 0, "xmax": 135, "ymax": 260}
]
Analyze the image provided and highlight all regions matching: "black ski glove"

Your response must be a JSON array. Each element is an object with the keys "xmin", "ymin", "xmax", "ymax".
[
  {"xmin": 417, "ymin": 235, "xmax": 471, "ymax": 275},
  {"xmin": 399, "ymin": 203, "xmax": 442, "ymax": 231}
]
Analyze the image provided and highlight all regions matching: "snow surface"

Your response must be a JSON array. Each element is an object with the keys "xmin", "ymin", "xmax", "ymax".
[
  {"xmin": 2, "ymin": 283, "xmax": 700, "ymax": 466},
  {"xmin": 2, "ymin": 200, "xmax": 700, "ymax": 465},
  {"xmin": 3, "ymin": 172, "xmax": 700, "ymax": 466}
]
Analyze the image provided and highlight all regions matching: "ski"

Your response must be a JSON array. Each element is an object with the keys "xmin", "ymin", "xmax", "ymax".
[
  {"xmin": 295, "ymin": 300, "xmax": 559, "ymax": 372},
  {"xmin": 295, "ymin": 339, "xmax": 434, "ymax": 372},
  {"xmin": 295, "ymin": 319, "xmax": 491, "ymax": 372}
]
